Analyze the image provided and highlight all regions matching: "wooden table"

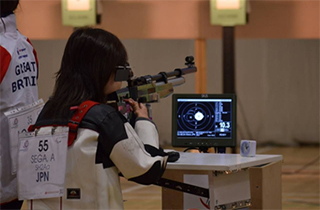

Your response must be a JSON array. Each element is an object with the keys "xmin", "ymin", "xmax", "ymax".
[{"xmin": 162, "ymin": 152, "xmax": 283, "ymax": 210}]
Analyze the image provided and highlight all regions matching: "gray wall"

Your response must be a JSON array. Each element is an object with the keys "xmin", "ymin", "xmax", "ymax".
[
  {"xmin": 207, "ymin": 39, "xmax": 319, "ymax": 146},
  {"xmin": 32, "ymin": 39, "xmax": 319, "ymax": 146}
]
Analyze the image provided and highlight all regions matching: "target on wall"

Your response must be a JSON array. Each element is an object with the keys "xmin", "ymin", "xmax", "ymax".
[{"xmin": 177, "ymin": 102, "xmax": 215, "ymax": 132}]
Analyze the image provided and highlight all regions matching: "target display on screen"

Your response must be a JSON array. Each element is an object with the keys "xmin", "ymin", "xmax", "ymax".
[
  {"xmin": 172, "ymin": 94, "xmax": 236, "ymax": 148},
  {"xmin": 177, "ymin": 98, "xmax": 232, "ymax": 138}
]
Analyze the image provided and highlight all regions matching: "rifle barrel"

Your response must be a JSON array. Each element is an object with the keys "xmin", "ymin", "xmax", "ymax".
[
  {"xmin": 147, "ymin": 66, "xmax": 197, "ymax": 82},
  {"xmin": 155, "ymin": 77, "xmax": 185, "ymax": 87}
]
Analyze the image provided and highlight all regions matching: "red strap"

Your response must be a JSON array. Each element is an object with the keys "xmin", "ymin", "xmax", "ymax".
[
  {"xmin": 27, "ymin": 100, "xmax": 99, "ymax": 146},
  {"xmin": 0, "ymin": 46, "xmax": 11, "ymax": 84},
  {"xmin": 67, "ymin": 100, "xmax": 99, "ymax": 146},
  {"xmin": 28, "ymin": 124, "xmax": 34, "ymax": 132}
]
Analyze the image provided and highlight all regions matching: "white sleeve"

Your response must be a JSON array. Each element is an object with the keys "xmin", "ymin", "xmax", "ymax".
[
  {"xmin": 109, "ymin": 121, "xmax": 167, "ymax": 184},
  {"xmin": 134, "ymin": 118, "xmax": 159, "ymax": 148}
]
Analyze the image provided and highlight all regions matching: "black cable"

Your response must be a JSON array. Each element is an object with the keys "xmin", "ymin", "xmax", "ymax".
[
  {"xmin": 183, "ymin": 147, "xmax": 199, "ymax": 152},
  {"xmin": 282, "ymin": 156, "xmax": 320, "ymax": 175},
  {"xmin": 183, "ymin": 147, "xmax": 212, "ymax": 153}
]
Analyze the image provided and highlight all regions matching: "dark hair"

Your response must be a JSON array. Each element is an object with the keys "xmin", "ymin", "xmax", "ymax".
[
  {"xmin": 47, "ymin": 27, "xmax": 128, "ymax": 118},
  {"xmin": 0, "ymin": 0, "xmax": 19, "ymax": 17}
]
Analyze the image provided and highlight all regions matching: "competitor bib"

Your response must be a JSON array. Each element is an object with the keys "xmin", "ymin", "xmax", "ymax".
[
  {"xmin": 4, "ymin": 99, "xmax": 44, "ymax": 175},
  {"xmin": 17, "ymin": 126, "xmax": 68, "ymax": 200}
]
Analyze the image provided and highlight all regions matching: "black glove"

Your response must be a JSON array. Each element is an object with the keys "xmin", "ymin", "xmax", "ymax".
[
  {"xmin": 166, "ymin": 151, "xmax": 180, "ymax": 162},
  {"xmin": 144, "ymin": 145, "xmax": 180, "ymax": 162}
]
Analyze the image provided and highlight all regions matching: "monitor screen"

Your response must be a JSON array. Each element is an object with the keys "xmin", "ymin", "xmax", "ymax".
[{"xmin": 172, "ymin": 94, "xmax": 236, "ymax": 148}]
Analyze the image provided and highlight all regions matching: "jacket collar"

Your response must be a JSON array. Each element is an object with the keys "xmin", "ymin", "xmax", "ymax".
[{"xmin": 0, "ymin": 14, "xmax": 17, "ymax": 34}]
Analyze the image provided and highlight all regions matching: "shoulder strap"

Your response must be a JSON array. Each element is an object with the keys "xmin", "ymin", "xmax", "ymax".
[
  {"xmin": 28, "ymin": 100, "xmax": 99, "ymax": 146},
  {"xmin": 68, "ymin": 100, "xmax": 99, "ymax": 146}
]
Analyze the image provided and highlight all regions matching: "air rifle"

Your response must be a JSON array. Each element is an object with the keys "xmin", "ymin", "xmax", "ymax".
[
  {"xmin": 115, "ymin": 56, "xmax": 197, "ymax": 123},
  {"xmin": 116, "ymin": 56, "xmax": 196, "ymax": 102}
]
